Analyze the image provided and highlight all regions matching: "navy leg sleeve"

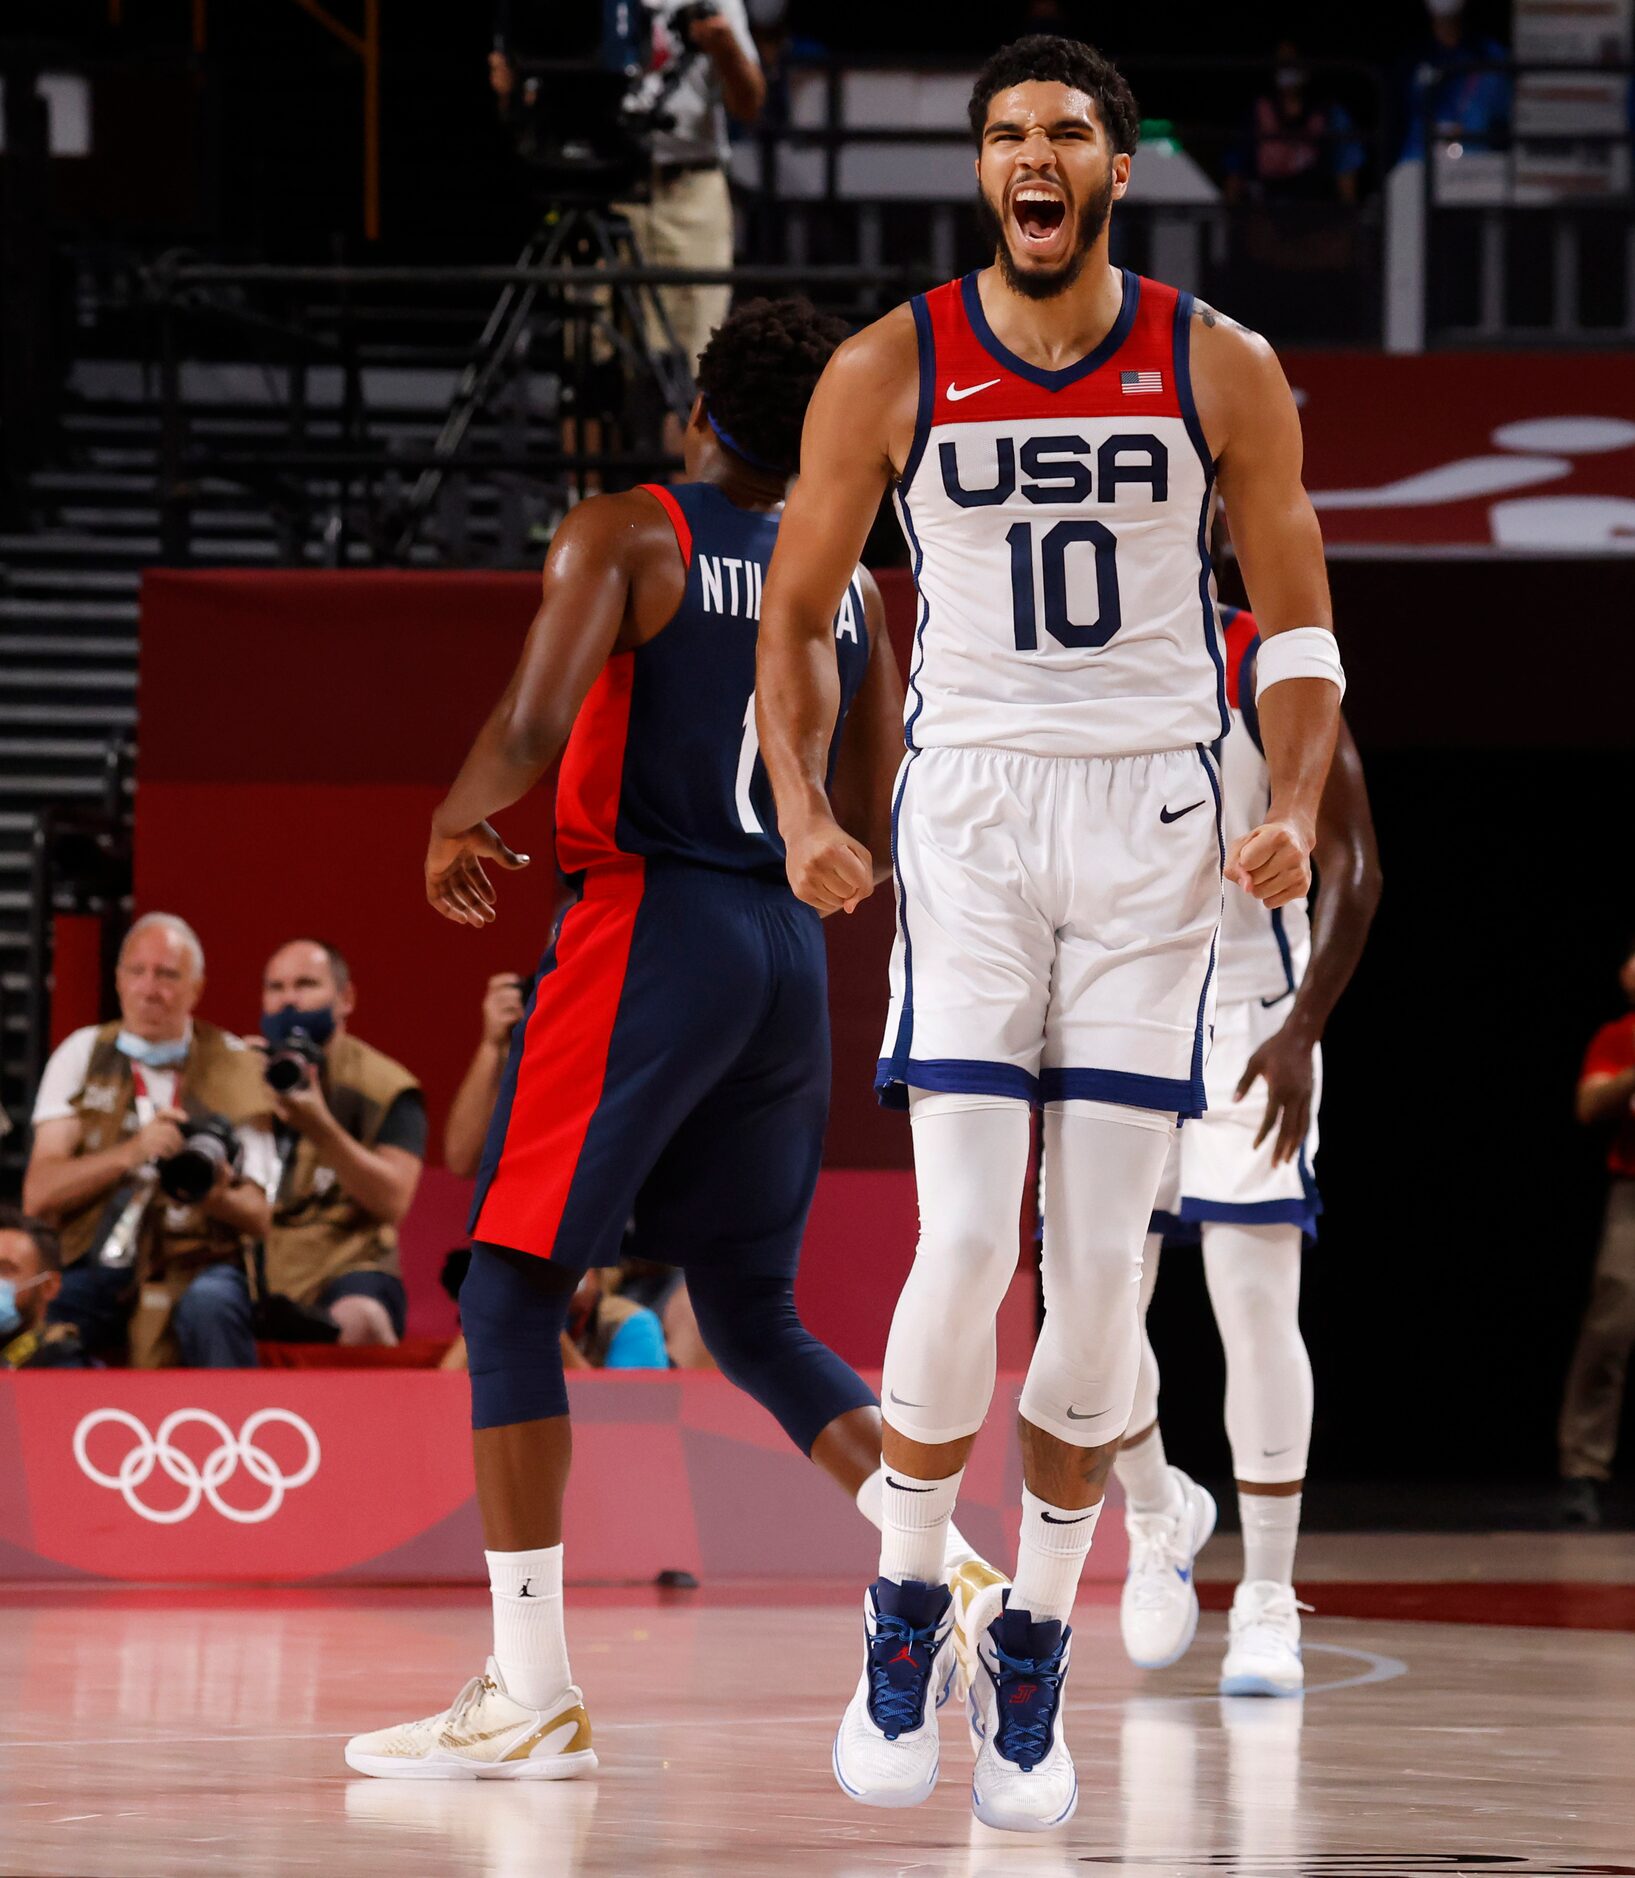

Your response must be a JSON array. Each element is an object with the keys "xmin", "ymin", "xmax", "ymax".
[
  {"xmin": 684, "ymin": 1268, "xmax": 876, "ymax": 1455},
  {"xmin": 461, "ymin": 1245, "xmax": 578, "ymax": 1430}
]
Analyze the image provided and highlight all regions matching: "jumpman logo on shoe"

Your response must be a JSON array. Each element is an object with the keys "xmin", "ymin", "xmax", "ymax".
[{"xmin": 889, "ymin": 1645, "xmax": 918, "ymax": 1666}]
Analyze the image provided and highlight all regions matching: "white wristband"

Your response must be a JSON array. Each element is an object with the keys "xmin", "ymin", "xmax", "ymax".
[{"xmin": 1255, "ymin": 626, "xmax": 1346, "ymax": 703}]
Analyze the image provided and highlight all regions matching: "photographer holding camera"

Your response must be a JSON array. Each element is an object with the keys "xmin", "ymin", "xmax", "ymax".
[
  {"xmin": 491, "ymin": 0, "xmax": 763, "ymax": 386},
  {"xmin": 23, "ymin": 913, "xmax": 276, "ymax": 1368},
  {"xmin": 258, "ymin": 939, "xmax": 425, "ymax": 1345}
]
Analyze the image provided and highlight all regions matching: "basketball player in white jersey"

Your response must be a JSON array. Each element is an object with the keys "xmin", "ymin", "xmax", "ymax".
[
  {"xmin": 1113, "ymin": 604, "xmax": 1381, "ymax": 1696},
  {"xmin": 758, "ymin": 35, "xmax": 1346, "ymax": 1832}
]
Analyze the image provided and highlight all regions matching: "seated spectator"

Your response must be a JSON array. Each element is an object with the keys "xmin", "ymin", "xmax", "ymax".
[
  {"xmin": 563, "ymin": 1267, "xmax": 669, "ymax": 1371},
  {"xmin": 0, "ymin": 1209, "xmax": 89, "ymax": 1369},
  {"xmin": 259, "ymin": 939, "xmax": 425, "ymax": 1346},
  {"xmin": 1399, "ymin": 0, "xmax": 1510, "ymax": 160},
  {"xmin": 24, "ymin": 913, "xmax": 275, "ymax": 1368},
  {"xmin": 1225, "ymin": 43, "xmax": 1365, "ymax": 204},
  {"xmin": 443, "ymin": 971, "xmax": 713, "ymax": 1367}
]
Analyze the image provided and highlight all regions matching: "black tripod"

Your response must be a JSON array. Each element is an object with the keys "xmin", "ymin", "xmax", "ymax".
[{"xmin": 392, "ymin": 201, "xmax": 696, "ymax": 560}]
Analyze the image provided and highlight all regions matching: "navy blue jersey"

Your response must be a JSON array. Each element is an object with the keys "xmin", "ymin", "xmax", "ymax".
[{"xmin": 554, "ymin": 481, "xmax": 872, "ymax": 879}]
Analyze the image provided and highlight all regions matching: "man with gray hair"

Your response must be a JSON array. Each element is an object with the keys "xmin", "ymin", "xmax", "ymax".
[{"xmin": 24, "ymin": 912, "xmax": 278, "ymax": 1366}]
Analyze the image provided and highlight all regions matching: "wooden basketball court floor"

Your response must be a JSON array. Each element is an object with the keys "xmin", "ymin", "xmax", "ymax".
[{"xmin": 5, "ymin": 1534, "xmax": 1633, "ymax": 1877}]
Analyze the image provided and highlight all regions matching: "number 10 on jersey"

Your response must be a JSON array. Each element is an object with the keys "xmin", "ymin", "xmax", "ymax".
[{"xmin": 1006, "ymin": 519, "xmax": 1123, "ymax": 652}]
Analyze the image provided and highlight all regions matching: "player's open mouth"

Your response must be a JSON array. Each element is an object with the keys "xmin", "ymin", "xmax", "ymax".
[{"xmin": 1011, "ymin": 188, "xmax": 1067, "ymax": 253}]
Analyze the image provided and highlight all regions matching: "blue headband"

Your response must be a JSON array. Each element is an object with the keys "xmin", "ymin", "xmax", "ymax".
[{"xmin": 706, "ymin": 408, "xmax": 783, "ymax": 477}]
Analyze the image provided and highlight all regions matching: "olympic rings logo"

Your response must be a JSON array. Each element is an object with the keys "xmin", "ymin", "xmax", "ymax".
[{"xmin": 72, "ymin": 1408, "xmax": 321, "ymax": 1525}]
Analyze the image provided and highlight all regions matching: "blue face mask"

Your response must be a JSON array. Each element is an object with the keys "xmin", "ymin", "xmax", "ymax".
[
  {"xmin": 0, "ymin": 1274, "xmax": 46, "ymax": 1341},
  {"xmin": 261, "ymin": 1003, "xmax": 337, "ymax": 1050},
  {"xmin": 116, "ymin": 1031, "xmax": 190, "ymax": 1069}
]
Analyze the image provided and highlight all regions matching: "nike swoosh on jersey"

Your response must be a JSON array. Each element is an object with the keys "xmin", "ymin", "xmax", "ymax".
[{"xmin": 945, "ymin": 378, "xmax": 1001, "ymax": 403}]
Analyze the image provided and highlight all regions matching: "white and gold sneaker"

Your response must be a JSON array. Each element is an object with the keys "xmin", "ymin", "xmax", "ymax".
[
  {"xmin": 345, "ymin": 1658, "xmax": 597, "ymax": 1781},
  {"xmin": 949, "ymin": 1556, "xmax": 1010, "ymax": 1705}
]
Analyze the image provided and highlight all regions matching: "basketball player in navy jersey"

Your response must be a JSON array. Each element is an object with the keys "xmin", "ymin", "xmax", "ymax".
[
  {"xmin": 759, "ymin": 38, "xmax": 1348, "ymax": 1830},
  {"xmin": 347, "ymin": 300, "xmax": 986, "ymax": 1781}
]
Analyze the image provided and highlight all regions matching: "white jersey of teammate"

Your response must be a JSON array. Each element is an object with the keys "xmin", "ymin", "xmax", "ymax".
[
  {"xmin": 1153, "ymin": 606, "xmax": 1321, "ymax": 1234},
  {"xmin": 876, "ymin": 270, "xmax": 1228, "ymax": 1117}
]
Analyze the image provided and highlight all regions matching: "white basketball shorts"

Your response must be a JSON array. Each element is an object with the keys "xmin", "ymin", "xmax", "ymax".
[
  {"xmin": 1151, "ymin": 993, "xmax": 1323, "ymax": 1236},
  {"xmin": 875, "ymin": 744, "xmax": 1223, "ymax": 1117}
]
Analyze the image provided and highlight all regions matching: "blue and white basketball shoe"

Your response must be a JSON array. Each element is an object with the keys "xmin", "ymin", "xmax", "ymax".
[
  {"xmin": 968, "ymin": 1593, "xmax": 1078, "ymax": 1833},
  {"xmin": 1119, "ymin": 1466, "xmax": 1217, "ymax": 1669},
  {"xmin": 832, "ymin": 1578, "xmax": 955, "ymax": 1807}
]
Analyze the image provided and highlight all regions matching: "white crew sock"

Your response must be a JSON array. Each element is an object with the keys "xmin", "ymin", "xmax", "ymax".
[
  {"xmin": 1010, "ymin": 1487, "xmax": 1103, "ymax": 1626},
  {"xmin": 1239, "ymin": 1491, "xmax": 1301, "ymax": 1587},
  {"xmin": 878, "ymin": 1466, "xmax": 965, "ymax": 1586},
  {"xmin": 1114, "ymin": 1425, "xmax": 1183, "ymax": 1518},
  {"xmin": 857, "ymin": 1465, "xmax": 979, "ymax": 1570},
  {"xmin": 486, "ymin": 1545, "xmax": 571, "ymax": 1707}
]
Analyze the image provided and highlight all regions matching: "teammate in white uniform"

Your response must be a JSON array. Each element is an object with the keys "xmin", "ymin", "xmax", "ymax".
[
  {"xmin": 757, "ymin": 35, "xmax": 1346, "ymax": 1833},
  {"xmin": 1111, "ymin": 605, "xmax": 1380, "ymax": 1696}
]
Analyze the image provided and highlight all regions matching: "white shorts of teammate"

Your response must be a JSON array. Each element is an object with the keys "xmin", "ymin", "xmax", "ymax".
[
  {"xmin": 875, "ymin": 745, "xmax": 1223, "ymax": 1116},
  {"xmin": 1151, "ymin": 995, "xmax": 1322, "ymax": 1236}
]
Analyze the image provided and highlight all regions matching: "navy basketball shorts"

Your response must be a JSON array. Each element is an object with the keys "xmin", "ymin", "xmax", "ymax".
[{"xmin": 470, "ymin": 859, "xmax": 830, "ymax": 1280}]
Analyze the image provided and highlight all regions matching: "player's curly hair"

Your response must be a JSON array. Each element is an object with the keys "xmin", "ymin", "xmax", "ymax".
[
  {"xmin": 967, "ymin": 35, "xmax": 1141, "ymax": 157},
  {"xmin": 694, "ymin": 296, "xmax": 851, "ymax": 481}
]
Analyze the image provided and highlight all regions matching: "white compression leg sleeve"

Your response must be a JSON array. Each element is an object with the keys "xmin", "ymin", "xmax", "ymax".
[
  {"xmin": 1127, "ymin": 1231, "xmax": 1164, "ymax": 1436},
  {"xmin": 1019, "ymin": 1104, "xmax": 1175, "ymax": 1448},
  {"xmin": 1201, "ymin": 1221, "xmax": 1313, "ymax": 1483},
  {"xmin": 878, "ymin": 1091, "xmax": 1033, "ymax": 1446}
]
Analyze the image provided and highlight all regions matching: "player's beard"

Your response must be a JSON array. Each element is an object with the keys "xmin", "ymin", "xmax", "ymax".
[{"xmin": 977, "ymin": 164, "xmax": 1115, "ymax": 301}]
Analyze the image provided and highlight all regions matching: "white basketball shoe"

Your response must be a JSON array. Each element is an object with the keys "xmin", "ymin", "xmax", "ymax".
[
  {"xmin": 1119, "ymin": 1467, "xmax": 1217, "ymax": 1669},
  {"xmin": 1219, "ymin": 1580, "xmax": 1309, "ymax": 1696},
  {"xmin": 967, "ymin": 1592, "xmax": 1078, "ymax": 1834},
  {"xmin": 833, "ymin": 1577, "xmax": 956, "ymax": 1808},
  {"xmin": 345, "ymin": 1658, "xmax": 597, "ymax": 1780}
]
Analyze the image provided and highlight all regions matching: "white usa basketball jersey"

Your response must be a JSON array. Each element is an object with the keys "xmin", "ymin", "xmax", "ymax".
[
  {"xmin": 894, "ymin": 270, "xmax": 1228, "ymax": 758},
  {"xmin": 1215, "ymin": 607, "xmax": 1312, "ymax": 1008}
]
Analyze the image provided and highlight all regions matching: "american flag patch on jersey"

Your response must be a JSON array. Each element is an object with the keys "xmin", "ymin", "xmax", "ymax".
[{"xmin": 1121, "ymin": 370, "xmax": 1163, "ymax": 393}]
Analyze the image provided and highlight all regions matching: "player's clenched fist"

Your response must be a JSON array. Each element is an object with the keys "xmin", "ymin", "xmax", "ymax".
[
  {"xmin": 783, "ymin": 815, "xmax": 874, "ymax": 916},
  {"xmin": 1225, "ymin": 818, "xmax": 1312, "ymax": 911}
]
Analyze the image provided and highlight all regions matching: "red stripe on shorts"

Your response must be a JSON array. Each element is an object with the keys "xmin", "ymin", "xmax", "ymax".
[{"xmin": 472, "ymin": 861, "xmax": 646, "ymax": 1258}]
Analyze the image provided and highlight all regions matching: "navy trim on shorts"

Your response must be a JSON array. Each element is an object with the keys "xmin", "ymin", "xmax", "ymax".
[
  {"xmin": 1176, "ymin": 1194, "xmax": 1321, "ymax": 1233},
  {"xmin": 896, "ymin": 494, "xmax": 930, "ymax": 749},
  {"xmin": 1042, "ymin": 1066, "xmax": 1206, "ymax": 1116},
  {"xmin": 1188, "ymin": 742, "xmax": 1225, "ymax": 1105},
  {"xmin": 874, "ymin": 1055, "xmax": 1040, "ymax": 1110},
  {"xmin": 1174, "ymin": 290, "xmax": 1229, "ymax": 743},
  {"xmin": 880, "ymin": 749, "xmax": 922, "ymax": 1085}
]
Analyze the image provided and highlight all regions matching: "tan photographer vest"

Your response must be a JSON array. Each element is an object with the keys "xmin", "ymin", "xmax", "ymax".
[
  {"xmin": 60, "ymin": 1019, "xmax": 273, "ymax": 1367},
  {"xmin": 266, "ymin": 1032, "xmax": 420, "ymax": 1307}
]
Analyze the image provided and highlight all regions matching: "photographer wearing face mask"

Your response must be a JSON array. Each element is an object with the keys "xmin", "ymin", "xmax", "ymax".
[
  {"xmin": 258, "ymin": 940, "xmax": 426, "ymax": 1346},
  {"xmin": 23, "ymin": 913, "xmax": 277, "ymax": 1368},
  {"xmin": 0, "ymin": 1210, "xmax": 89, "ymax": 1370}
]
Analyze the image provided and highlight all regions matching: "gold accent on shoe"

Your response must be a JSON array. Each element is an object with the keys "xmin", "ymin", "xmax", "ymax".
[
  {"xmin": 948, "ymin": 1557, "xmax": 1010, "ymax": 1702},
  {"xmin": 503, "ymin": 1705, "xmax": 593, "ymax": 1762}
]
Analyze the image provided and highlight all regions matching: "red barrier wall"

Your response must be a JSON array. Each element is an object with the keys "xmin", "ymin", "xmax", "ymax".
[{"xmin": 0, "ymin": 1370, "xmax": 1124, "ymax": 1587}]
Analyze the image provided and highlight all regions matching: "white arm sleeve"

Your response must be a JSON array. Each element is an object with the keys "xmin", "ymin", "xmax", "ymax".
[{"xmin": 1255, "ymin": 626, "xmax": 1346, "ymax": 703}]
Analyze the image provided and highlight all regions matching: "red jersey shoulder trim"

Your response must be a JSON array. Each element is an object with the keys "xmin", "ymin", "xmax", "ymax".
[{"xmin": 638, "ymin": 482, "xmax": 692, "ymax": 569}]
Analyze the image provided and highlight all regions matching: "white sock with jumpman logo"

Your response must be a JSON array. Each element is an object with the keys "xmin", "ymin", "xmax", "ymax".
[{"xmin": 486, "ymin": 1545, "xmax": 571, "ymax": 1707}]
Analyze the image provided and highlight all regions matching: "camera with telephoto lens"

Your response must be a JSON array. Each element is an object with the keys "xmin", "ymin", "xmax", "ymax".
[
  {"xmin": 264, "ymin": 1026, "xmax": 327, "ymax": 1095},
  {"xmin": 156, "ymin": 1115, "xmax": 243, "ymax": 1206}
]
